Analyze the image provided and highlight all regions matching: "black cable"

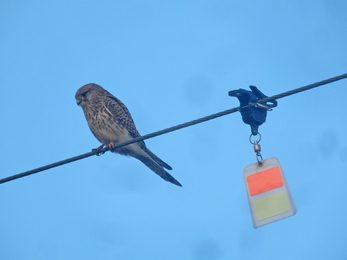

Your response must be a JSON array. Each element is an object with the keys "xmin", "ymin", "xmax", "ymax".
[
  {"xmin": 1, "ymin": 73, "xmax": 346, "ymax": 184},
  {"xmin": 258, "ymin": 73, "xmax": 347, "ymax": 103}
]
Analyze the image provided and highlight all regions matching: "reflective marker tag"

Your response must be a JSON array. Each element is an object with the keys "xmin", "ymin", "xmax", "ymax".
[{"xmin": 244, "ymin": 157, "xmax": 296, "ymax": 228}]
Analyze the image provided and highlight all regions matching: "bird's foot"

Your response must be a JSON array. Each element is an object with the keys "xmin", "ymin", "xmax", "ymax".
[
  {"xmin": 92, "ymin": 144, "xmax": 105, "ymax": 156},
  {"xmin": 106, "ymin": 142, "xmax": 116, "ymax": 152}
]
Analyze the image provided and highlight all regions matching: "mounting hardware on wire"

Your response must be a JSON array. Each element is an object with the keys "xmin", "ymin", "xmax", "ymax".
[
  {"xmin": 229, "ymin": 86, "xmax": 277, "ymax": 165},
  {"xmin": 229, "ymin": 86, "xmax": 277, "ymax": 136}
]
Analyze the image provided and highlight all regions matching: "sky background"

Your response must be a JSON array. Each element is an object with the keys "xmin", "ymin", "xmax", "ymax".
[{"xmin": 1, "ymin": 1, "xmax": 347, "ymax": 259}]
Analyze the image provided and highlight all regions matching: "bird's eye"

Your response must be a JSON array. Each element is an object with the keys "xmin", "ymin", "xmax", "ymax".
[{"xmin": 81, "ymin": 90, "xmax": 89, "ymax": 97}]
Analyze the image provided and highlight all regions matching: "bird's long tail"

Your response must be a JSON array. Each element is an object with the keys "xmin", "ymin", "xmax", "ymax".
[
  {"xmin": 143, "ymin": 147, "xmax": 173, "ymax": 170},
  {"xmin": 137, "ymin": 155, "xmax": 182, "ymax": 187}
]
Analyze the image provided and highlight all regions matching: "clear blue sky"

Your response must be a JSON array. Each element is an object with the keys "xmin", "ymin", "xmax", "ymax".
[{"xmin": 1, "ymin": 1, "xmax": 347, "ymax": 259}]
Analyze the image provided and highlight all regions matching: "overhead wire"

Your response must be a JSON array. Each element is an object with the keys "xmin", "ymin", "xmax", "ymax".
[{"xmin": 1, "ymin": 73, "xmax": 347, "ymax": 185}]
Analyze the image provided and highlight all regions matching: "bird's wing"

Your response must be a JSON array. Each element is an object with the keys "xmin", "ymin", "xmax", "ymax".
[
  {"xmin": 102, "ymin": 95, "xmax": 141, "ymax": 138},
  {"xmin": 102, "ymin": 94, "xmax": 173, "ymax": 171}
]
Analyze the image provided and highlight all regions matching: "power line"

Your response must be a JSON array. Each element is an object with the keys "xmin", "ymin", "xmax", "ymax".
[
  {"xmin": 1, "ymin": 73, "xmax": 347, "ymax": 185},
  {"xmin": 258, "ymin": 73, "xmax": 347, "ymax": 103}
]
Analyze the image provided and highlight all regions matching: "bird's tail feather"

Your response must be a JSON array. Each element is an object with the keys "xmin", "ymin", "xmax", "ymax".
[
  {"xmin": 137, "ymin": 155, "xmax": 182, "ymax": 187},
  {"xmin": 142, "ymin": 147, "xmax": 173, "ymax": 170}
]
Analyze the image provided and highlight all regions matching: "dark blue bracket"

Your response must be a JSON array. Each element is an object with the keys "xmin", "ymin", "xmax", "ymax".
[{"xmin": 229, "ymin": 86, "xmax": 277, "ymax": 136}]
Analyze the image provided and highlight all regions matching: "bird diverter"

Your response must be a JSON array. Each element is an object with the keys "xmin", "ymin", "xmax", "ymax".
[{"xmin": 229, "ymin": 86, "xmax": 295, "ymax": 228}]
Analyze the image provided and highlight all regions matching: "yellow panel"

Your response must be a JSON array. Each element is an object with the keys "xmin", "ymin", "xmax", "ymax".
[{"xmin": 253, "ymin": 191, "xmax": 290, "ymax": 221}]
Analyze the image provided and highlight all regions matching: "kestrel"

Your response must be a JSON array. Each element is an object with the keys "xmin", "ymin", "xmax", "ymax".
[{"xmin": 75, "ymin": 83, "xmax": 182, "ymax": 187}]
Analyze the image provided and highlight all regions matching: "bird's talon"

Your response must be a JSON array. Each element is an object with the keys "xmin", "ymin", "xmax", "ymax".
[
  {"xmin": 92, "ymin": 145, "xmax": 105, "ymax": 156},
  {"xmin": 106, "ymin": 142, "xmax": 115, "ymax": 152}
]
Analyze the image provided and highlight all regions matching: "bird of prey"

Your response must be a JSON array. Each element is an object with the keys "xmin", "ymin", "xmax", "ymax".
[{"xmin": 75, "ymin": 83, "xmax": 181, "ymax": 187}]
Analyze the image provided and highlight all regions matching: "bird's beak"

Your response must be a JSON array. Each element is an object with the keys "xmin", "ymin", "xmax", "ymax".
[{"xmin": 76, "ymin": 98, "xmax": 82, "ymax": 106}]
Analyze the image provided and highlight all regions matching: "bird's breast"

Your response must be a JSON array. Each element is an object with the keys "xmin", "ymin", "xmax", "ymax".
[{"xmin": 87, "ymin": 109, "xmax": 128, "ymax": 144}]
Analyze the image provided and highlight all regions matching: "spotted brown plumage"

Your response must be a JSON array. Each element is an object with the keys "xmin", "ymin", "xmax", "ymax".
[{"xmin": 75, "ymin": 83, "xmax": 181, "ymax": 186}]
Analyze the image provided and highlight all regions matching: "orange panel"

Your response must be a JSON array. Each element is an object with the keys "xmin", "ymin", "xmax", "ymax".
[{"xmin": 246, "ymin": 166, "xmax": 283, "ymax": 196}]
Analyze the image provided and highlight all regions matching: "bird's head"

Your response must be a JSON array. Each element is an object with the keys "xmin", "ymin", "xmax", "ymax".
[{"xmin": 75, "ymin": 83, "xmax": 104, "ymax": 106}]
